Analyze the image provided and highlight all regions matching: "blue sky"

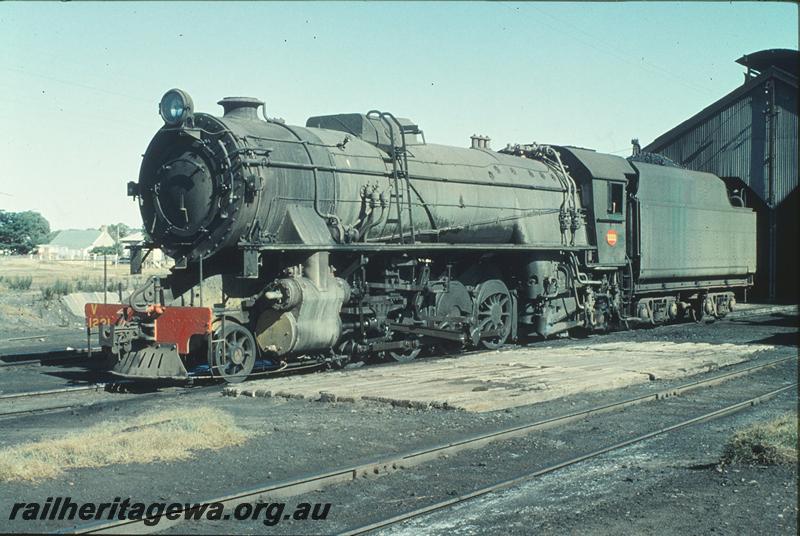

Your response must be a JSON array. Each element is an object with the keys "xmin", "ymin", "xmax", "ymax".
[{"xmin": 1, "ymin": 2, "xmax": 797, "ymax": 230}]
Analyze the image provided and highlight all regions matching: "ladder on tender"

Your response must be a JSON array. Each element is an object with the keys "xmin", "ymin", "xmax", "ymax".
[
  {"xmin": 621, "ymin": 256, "xmax": 636, "ymax": 315},
  {"xmin": 367, "ymin": 110, "xmax": 416, "ymax": 244}
]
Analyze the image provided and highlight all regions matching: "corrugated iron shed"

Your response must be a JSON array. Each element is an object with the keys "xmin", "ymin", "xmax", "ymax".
[
  {"xmin": 644, "ymin": 49, "xmax": 798, "ymax": 207},
  {"xmin": 644, "ymin": 49, "xmax": 799, "ymax": 303}
]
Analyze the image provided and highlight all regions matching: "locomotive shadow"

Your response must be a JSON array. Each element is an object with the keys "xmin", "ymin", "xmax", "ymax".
[
  {"xmin": 748, "ymin": 332, "xmax": 799, "ymax": 347},
  {"xmin": 731, "ymin": 312, "xmax": 798, "ymax": 347},
  {"xmin": 35, "ymin": 364, "xmax": 179, "ymax": 393},
  {"xmin": 729, "ymin": 311, "xmax": 798, "ymax": 328}
]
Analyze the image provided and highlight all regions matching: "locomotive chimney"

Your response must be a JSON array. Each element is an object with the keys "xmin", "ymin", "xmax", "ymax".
[
  {"xmin": 470, "ymin": 134, "xmax": 491, "ymax": 149},
  {"xmin": 218, "ymin": 97, "xmax": 264, "ymax": 120}
]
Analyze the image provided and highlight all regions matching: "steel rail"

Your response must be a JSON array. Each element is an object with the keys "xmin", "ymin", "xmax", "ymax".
[
  {"xmin": 64, "ymin": 354, "xmax": 796, "ymax": 535},
  {"xmin": 0, "ymin": 384, "xmax": 108, "ymax": 420},
  {"xmin": 342, "ymin": 381, "xmax": 797, "ymax": 535},
  {"xmin": 0, "ymin": 404, "xmax": 86, "ymax": 419},
  {"xmin": 0, "ymin": 348, "xmax": 97, "ymax": 368},
  {"xmin": 3, "ymin": 334, "xmax": 50, "ymax": 342},
  {"xmin": 0, "ymin": 384, "xmax": 106, "ymax": 400},
  {"xmin": 0, "ymin": 383, "xmax": 218, "ymax": 419}
]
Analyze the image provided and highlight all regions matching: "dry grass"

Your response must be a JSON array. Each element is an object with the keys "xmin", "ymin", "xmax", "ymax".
[
  {"xmin": 720, "ymin": 412, "xmax": 798, "ymax": 466},
  {"xmin": 0, "ymin": 256, "xmax": 161, "ymax": 290},
  {"xmin": 0, "ymin": 407, "xmax": 251, "ymax": 482},
  {"xmin": 0, "ymin": 275, "xmax": 33, "ymax": 290}
]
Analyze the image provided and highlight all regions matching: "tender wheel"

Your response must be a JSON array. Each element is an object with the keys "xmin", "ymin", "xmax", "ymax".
[
  {"xmin": 689, "ymin": 299, "xmax": 715, "ymax": 324},
  {"xmin": 472, "ymin": 280, "xmax": 513, "ymax": 350},
  {"xmin": 210, "ymin": 321, "xmax": 257, "ymax": 383}
]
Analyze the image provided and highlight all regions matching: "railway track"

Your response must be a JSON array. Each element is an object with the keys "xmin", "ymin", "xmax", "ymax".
[
  {"xmin": 64, "ymin": 354, "xmax": 797, "ymax": 535},
  {"xmin": 0, "ymin": 383, "xmax": 121, "ymax": 419},
  {"xmin": 0, "ymin": 348, "xmax": 334, "ymax": 418},
  {"xmin": 1, "ymin": 304, "xmax": 791, "ymax": 378},
  {"xmin": 216, "ymin": 304, "xmax": 797, "ymax": 380},
  {"xmin": 0, "ymin": 347, "xmax": 97, "ymax": 368},
  {"xmin": 1, "ymin": 306, "xmax": 793, "ymax": 422},
  {"xmin": 0, "ymin": 383, "xmax": 108, "ymax": 401},
  {"xmin": 0, "ymin": 382, "xmax": 220, "ymax": 420},
  {"xmin": 343, "ymin": 380, "xmax": 797, "ymax": 535}
]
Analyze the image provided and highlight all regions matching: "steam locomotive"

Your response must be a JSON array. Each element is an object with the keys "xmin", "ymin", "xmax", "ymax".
[{"xmin": 85, "ymin": 89, "xmax": 756, "ymax": 382}]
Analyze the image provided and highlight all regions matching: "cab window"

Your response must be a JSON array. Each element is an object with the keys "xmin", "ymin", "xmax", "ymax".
[{"xmin": 608, "ymin": 183, "xmax": 624, "ymax": 214}]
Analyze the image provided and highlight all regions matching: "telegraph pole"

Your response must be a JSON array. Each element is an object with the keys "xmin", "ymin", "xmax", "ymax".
[{"xmin": 765, "ymin": 80, "xmax": 777, "ymax": 302}]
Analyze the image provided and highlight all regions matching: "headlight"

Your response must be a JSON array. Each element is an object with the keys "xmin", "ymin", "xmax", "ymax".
[{"xmin": 159, "ymin": 89, "xmax": 194, "ymax": 126}]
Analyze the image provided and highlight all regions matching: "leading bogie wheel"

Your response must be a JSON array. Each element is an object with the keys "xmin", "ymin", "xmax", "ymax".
[
  {"xmin": 210, "ymin": 320, "xmax": 257, "ymax": 383},
  {"xmin": 388, "ymin": 336, "xmax": 422, "ymax": 363}
]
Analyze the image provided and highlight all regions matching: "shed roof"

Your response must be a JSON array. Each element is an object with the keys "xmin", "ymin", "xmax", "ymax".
[
  {"xmin": 736, "ymin": 48, "xmax": 799, "ymax": 77},
  {"xmin": 645, "ymin": 65, "xmax": 798, "ymax": 153},
  {"xmin": 46, "ymin": 229, "xmax": 103, "ymax": 249}
]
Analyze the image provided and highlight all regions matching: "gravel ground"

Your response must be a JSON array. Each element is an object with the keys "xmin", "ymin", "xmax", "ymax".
[
  {"xmin": 0, "ymin": 360, "xmax": 107, "ymax": 397},
  {"xmin": 0, "ymin": 327, "xmax": 87, "ymax": 358},
  {"xmin": 379, "ymin": 404, "xmax": 797, "ymax": 536},
  {"xmin": 0, "ymin": 311, "xmax": 795, "ymax": 534},
  {"xmin": 161, "ymin": 360, "xmax": 797, "ymax": 535},
  {"xmin": 0, "ymin": 290, "xmax": 84, "ymax": 341}
]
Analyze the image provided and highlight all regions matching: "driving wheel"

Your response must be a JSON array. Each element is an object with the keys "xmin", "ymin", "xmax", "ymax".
[{"xmin": 472, "ymin": 280, "xmax": 513, "ymax": 350}]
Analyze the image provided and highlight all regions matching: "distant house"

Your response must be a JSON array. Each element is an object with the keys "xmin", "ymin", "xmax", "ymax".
[
  {"xmin": 119, "ymin": 231, "xmax": 167, "ymax": 267},
  {"xmin": 38, "ymin": 229, "xmax": 116, "ymax": 260}
]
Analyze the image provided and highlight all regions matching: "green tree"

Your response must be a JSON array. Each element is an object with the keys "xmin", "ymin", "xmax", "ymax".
[
  {"xmin": 91, "ymin": 246, "xmax": 118, "ymax": 256},
  {"xmin": 104, "ymin": 223, "xmax": 133, "ymax": 255},
  {"xmin": 106, "ymin": 223, "xmax": 132, "ymax": 241},
  {"xmin": 0, "ymin": 210, "xmax": 51, "ymax": 254}
]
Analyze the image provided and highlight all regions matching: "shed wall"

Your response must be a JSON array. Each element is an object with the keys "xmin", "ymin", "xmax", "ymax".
[{"xmin": 652, "ymin": 76, "xmax": 797, "ymax": 206}]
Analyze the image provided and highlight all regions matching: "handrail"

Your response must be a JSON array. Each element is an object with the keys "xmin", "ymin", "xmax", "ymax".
[{"xmin": 366, "ymin": 110, "xmax": 416, "ymax": 244}]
